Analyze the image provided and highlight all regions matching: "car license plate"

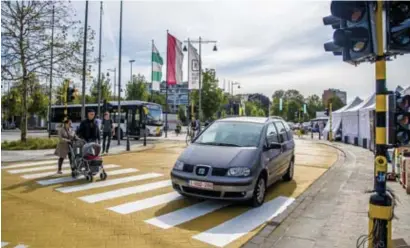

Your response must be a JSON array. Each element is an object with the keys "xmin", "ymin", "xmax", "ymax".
[{"xmin": 189, "ymin": 180, "xmax": 213, "ymax": 190}]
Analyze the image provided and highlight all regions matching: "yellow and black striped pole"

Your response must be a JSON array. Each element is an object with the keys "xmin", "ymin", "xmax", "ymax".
[{"xmin": 368, "ymin": 1, "xmax": 393, "ymax": 247}]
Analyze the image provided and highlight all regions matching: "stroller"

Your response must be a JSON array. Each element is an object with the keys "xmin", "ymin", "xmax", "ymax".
[{"xmin": 68, "ymin": 138, "xmax": 107, "ymax": 182}]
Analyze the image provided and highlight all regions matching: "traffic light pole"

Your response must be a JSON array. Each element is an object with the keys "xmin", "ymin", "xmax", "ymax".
[
  {"xmin": 63, "ymin": 80, "xmax": 68, "ymax": 121},
  {"xmin": 368, "ymin": 1, "xmax": 393, "ymax": 248}
]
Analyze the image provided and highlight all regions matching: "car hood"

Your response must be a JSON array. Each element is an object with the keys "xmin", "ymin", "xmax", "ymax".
[{"xmin": 178, "ymin": 144, "xmax": 259, "ymax": 168}]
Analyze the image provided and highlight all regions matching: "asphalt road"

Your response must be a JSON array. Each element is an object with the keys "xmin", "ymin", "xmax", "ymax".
[{"xmin": 1, "ymin": 139, "xmax": 338, "ymax": 248}]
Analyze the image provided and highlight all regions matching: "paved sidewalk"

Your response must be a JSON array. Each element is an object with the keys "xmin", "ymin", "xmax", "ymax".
[{"xmin": 244, "ymin": 141, "xmax": 410, "ymax": 248}]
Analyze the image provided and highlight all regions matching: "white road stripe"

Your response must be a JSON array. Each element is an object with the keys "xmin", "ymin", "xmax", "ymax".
[
  {"xmin": 2, "ymin": 160, "xmax": 56, "ymax": 169},
  {"xmin": 14, "ymin": 245, "xmax": 28, "ymax": 248},
  {"xmin": 55, "ymin": 173, "xmax": 163, "ymax": 193},
  {"xmin": 108, "ymin": 192, "xmax": 182, "ymax": 214},
  {"xmin": 7, "ymin": 164, "xmax": 70, "ymax": 174},
  {"xmin": 193, "ymin": 196, "xmax": 295, "ymax": 247},
  {"xmin": 79, "ymin": 180, "xmax": 172, "ymax": 203},
  {"xmin": 22, "ymin": 164, "xmax": 121, "ymax": 179},
  {"xmin": 1, "ymin": 242, "xmax": 8, "ymax": 247},
  {"xmin": 145, "ymin": 200, "xmax": 230, "ymax": 229},
  {"xmin": 36, "ymin": 167, "xmax": 136, "ymax": 186}
]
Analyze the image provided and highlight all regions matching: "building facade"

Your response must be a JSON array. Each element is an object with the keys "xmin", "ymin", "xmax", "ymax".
[
  {"xmin": 148, "ymin": 81, "xmax": 189, "ymax": 113},
  {"xmin": 322, "ymin": 88, "xmax": 347, "ymax": 106}
]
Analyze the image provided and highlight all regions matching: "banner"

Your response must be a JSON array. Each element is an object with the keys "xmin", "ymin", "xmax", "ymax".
[
  {"xmin": 188, "ymin": 41, "xmax": 200, "ymax": 89},
  {"xmin": 166, "ymin": 33, "xmax": 184, "ymax": 85}
]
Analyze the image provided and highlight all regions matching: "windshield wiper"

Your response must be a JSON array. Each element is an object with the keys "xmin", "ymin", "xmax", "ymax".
[{"xmin": 198, "ymin": 142, "xmax": 242, "ymax": 147}]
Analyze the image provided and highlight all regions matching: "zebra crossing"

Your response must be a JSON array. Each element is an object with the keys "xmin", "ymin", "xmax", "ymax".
[
  {"xmin": 1, "ymin": 242, "xmax": 28, "ymax": 248},
  {"xmin": 2, "ymin": 160, "xmax": 295, "ymax": 247}
]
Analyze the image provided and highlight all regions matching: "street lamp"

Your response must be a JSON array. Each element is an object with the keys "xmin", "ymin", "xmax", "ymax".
[
  {"xmin": 127, "ymin": 59, "xmax": 135, "ymax": 151},
  {"xmin": 182, "ymin": 37, "xmax": 217, "ymax": 129},
  {"xmin": 231, "ymin": 81, "xmax": 240, "ymax": 95}
]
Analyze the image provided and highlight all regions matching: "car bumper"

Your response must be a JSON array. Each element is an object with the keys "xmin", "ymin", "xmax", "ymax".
[{"xmin": 170, "ymin": 170, "xmax": 255, "ymax": 201}]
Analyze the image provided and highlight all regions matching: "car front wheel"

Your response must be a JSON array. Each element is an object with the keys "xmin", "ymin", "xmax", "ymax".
[
  {"xmin": 282, "ymin": 159, "xmax": 294, "ymax": 181},
  {"xmin": 250, "ymin": 175, "xmax": 266, "ymax": 207}
]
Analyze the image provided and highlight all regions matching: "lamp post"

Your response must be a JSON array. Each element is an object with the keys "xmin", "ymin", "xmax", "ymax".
[
  {"xmin": 97, "ymin": 1, "xmax": 103, "ymax": 119},
  {"xmin": 117, "ymin": 0, "xmax": 123, "ymax": 146},
  {"xmin": 107, "ymin": 68, "xmax": 117, "ymax": 99},
  {"xmin": 183, "ymin": 37, "xmax": 217, "ymax": 129},
  {"xmin": 127, "ymin": 59, "xmax": 135, "ymax": 151},
  {"xmin": 81, "ymin": 0, "xmax": 89, "ymax": 120}
]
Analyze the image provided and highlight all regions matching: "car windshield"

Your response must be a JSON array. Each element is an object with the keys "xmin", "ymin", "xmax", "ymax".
[{"xmin": 194, "ymin": 121, "xmax": 263, "ymax": 147}]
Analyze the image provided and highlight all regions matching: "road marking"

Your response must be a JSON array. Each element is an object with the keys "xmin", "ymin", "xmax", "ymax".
[
  {"xmin": 79, "ymin": 180, "xmax": 171, "ymax": 203},
  {"xmin": 108, "ymin": 191, "xmax": 183, "ymax": 214},
  {"xmin": 14, "ymin": 245, "xmax": 28, "ymax": 248},
  {"xmin": 36, "ymin": 167, "xmax": 137, "ymax": 186},
  {"xmin": 1, "ymin": 242, "xmax": 8, "ymax": 247},
  {"xmin": 22, "ymin": 164, "xmax": 121, "ymax": 179},
  {"xmin": 192, "ymin": 196, "xmax": 295, "ymax": 247},
  {"xmin": 7, "ymin": 164, "xmax": 70, "ymax": 174},
  {"xmin": 1, "ymin": 160, "xmax": 56, "ymax": 169},
  {"xmin": 55, "ymin": 173, "xmax": 163, "ymax": 193},
  {"xmin": 145, "ymin": 200, "xmax": 230, "ymax": 229}
]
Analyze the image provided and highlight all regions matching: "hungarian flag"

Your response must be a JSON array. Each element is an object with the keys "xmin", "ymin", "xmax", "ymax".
[{"xmin": 166, "ymin": 33, "xmax": 184, "ymax": 85}]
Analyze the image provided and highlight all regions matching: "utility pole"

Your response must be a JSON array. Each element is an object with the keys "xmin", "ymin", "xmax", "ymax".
[
  {"xmin": 117, "ymin": 0, "xmax": 123, "ymax": 145},
  {"xmin": 97, "ymin": 1, "xmax": 103, "ymax": 119},
  {"xmin": 127, "ymin": 59, "xmax": 135, "ymax": 151},
  {"xmin": 182, "ymin": 37, "xmax": 217, "ymax": 127},
  {"xmin": 81, "ymin": 0, "xmax": 89, "ymax": 120},
  {"xmin": 48, "ymin": 5, "xmax": 55, "ymax": 138},
  {"xmin": 108, "ymin": 68, "xmax": 116, "ymax": 100}
]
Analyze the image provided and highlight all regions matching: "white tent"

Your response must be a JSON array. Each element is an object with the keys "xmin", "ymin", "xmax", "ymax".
[
  {"xmin": 323, "ymin": 97, "xmax": 363, "ymax": 140},
  {"xmin": 359, "ymin": 102, "xmax": 375, "ymax": 150},
  {"xmin": 342, "ymin": 94, "xmax": 375, "ymax": 145}
]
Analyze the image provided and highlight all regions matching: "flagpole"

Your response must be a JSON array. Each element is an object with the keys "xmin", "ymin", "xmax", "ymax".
[
  {"xmin": 165, "ymin": 30, "xmax": 169, "ymax": 138},
  {"xmin": 151, "ymin": 39, "xmax": 154, "ymax": 102},
  {"xmin": 187, "ymin": 38, "xmax": 191, "ymax": 121}
]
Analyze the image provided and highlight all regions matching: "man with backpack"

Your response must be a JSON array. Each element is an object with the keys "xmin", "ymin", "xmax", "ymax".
[{"xmin": 101, "ymin": 111, "xmax": 115, "ymax": 154}]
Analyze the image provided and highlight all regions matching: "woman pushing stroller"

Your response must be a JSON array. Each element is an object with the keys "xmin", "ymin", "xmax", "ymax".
[{"xmin": 54, "ymin": 119, "xmax": 78, "ymax": 174}]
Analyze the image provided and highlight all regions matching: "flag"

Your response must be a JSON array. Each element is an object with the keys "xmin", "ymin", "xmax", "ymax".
[
  {"xmin": 188, "ymin": 41, "xmax": 200, "ymax": 89},
  {"xmin": 151, "ymin": 42, "xmax": 163, "ymax": 91},
  {"xmin": 166, "ymin": 33, "xmax": 184, "ymax": 85}
]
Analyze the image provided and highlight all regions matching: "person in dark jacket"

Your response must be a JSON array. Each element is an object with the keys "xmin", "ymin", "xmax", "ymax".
[
  {"xmin": 78, "ymin": 109, "xmax": 101, "ymax": 143},
  {"xmin": 101, "ymin": 111, "xmax": 114, "ymax": 154}
]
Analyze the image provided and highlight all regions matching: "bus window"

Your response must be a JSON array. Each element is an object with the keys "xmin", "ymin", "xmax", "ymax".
[
  {"xmin": 112, "ymin": 112, "xmax": 125, "ymax": 123},
  {"xmin": 146, "ymin": 104, "xmax": 163, "ymax": 122}
]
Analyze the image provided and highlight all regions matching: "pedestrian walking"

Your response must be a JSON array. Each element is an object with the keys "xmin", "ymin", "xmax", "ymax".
[
  {"xmin": 78, "ymin": 109, "xmax": 101, "ymax": 144},
  {"xmin": 54, "ymin": 119, "xmax": 76, "ymax": 174},
  {"xmin": 101, "ymin": 111, "xmax": 115, "ymax": 154}
]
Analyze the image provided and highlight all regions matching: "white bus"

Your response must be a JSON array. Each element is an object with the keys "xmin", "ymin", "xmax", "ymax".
[{"xmin": 49, "ymin": 101, "xmax": 164, "ymax": 139}]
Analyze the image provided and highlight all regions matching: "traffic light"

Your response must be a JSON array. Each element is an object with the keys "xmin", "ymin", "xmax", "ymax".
[
  {"xmin": 388, "ymin": 92, "xmax": 410, "ymax": 145},
  {"xmin": 386, "ymin": 1, "xmax": 410, "ymax": 55},
  {"xmin": 66, "ymin": 87, "xmax": 77, "ymax": 102},
  {"xmin": 323, "ymin": 1, "xmax": 375, "ymax": 65}
]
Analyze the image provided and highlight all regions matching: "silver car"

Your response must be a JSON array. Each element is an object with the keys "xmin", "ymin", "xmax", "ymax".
[{"xmin": 170, "ymin": 116, "xmax": 295, "ymax": 207}]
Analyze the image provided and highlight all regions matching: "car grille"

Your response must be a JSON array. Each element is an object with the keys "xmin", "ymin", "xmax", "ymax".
[
  {"xmin": 211, "ymin": 168, "xmax": 228, "ymax": 176},
  {"xmin": 195, "ymin": 166, "xmax": 210, "ymax": 176},
  {"xmin": 182, "ymin": 186, "xmax": 221, "ymax": 197},
  {"xmin": 183, "ymin": 164, "xmax": 194, "ymax": 173}
]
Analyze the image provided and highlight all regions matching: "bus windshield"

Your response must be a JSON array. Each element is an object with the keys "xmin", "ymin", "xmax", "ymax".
[{"xmin": 146, "ymin": 104, "xmax": 163, "ymax": 124}]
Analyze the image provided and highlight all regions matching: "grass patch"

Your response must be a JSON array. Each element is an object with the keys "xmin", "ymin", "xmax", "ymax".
[{"xmin": 1, "ymin": 137, "xmax": 59, "ymax": 150}]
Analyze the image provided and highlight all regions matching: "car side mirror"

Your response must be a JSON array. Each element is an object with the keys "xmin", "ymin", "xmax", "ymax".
[{"xmin": 264, "ymin": 141, "xmax": 282, "ymax": 150}]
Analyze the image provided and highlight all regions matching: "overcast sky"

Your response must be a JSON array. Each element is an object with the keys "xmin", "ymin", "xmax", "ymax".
[{"xmin": 71, "ymin": 0, "xmax": 410, "ymax": 102}]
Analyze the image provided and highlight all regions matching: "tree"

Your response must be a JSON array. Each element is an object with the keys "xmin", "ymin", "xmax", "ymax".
[
  {"xmin": 327, "ymin": 96, "xmax": 345, "ymax": 111},
  {"xmin": 1, "ymin": 1, "xmax": 96, "ymax": 141},
  {"xmin": 306, "ymin": 94, "xmax": 324, "ymax": 119},
  {"xmin": 89, "ymin": 73, "xmax": 111, "ymax": 102},
  {"xmin": 126, "ymin": 74, "xmax": 149, "ymax": 101},
  {"xmin": 27, "ymin": 76, "xmax": 48, "ymax": 118},
  {"xmin": 177, "ymin": 105, "xmax": 187, "ymax": 124},
  {"xmin": 190, "ymin": 69, "xmax": 224, "ymax": 121},
  {"xmin": 1, "ymin": 86, "xmax": 22, "ymax": 120}
]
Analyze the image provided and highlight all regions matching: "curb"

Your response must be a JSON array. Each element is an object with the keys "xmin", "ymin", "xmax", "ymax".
[{"xmin": 244, "ymin": 141, "xmax": 348, "ymax": 247}]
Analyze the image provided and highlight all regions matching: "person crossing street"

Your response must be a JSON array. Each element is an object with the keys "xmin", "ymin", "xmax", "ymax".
[
  {"xmin": 101, "ymin": 111, "xmax": 115, "ymax": 154},
  {"xmin": 78, "ymin": 109, "xmax": 101, "ymax": 144}
]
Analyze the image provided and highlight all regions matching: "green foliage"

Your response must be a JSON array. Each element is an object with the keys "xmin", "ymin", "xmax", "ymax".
[
  {"xmin": 1, "ymin": 137, "xmax": 59, "ymax": 150},
  {"xmin": 190, "ymin": 69, "xmax": 225, "ymax": 121},
  {"xmin": 177, "ymin": 105, "xmax": 187, "ymax": 124},
  {"xmin": 1, "ymin": 86, "xmax": 22, "ymax": 118},
  {"xmin": 89, "ymin": 73, "xmax": 112, "ymax": 102},
  {"xmin": 327, "ymin": 96, "xmax": 344, "ymax": 111},
  {"xmin": 126, "ymin": 74, "xmax": 149, "ymax": 101},
  {"xmin": 245, "ymin": 101, "xmax": 265, "ymax": 117},
  {"xmin": 306, "ymin": 94, "xmax": 324, "ymax": 118}
]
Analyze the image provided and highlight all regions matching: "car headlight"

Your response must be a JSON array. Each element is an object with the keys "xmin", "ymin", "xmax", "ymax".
[
  {"xmin": 173, "ymin": 160, "xmax": 184, "ymax": 171},
  {"xmin": 227, "ymin": 167, "xmax": 251, "ymax": 177}
]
